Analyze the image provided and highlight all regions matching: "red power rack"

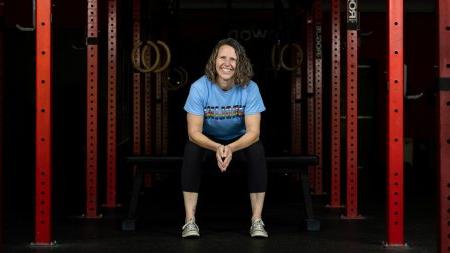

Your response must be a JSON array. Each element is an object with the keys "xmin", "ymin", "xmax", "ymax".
[
  {"xmin": 386, "ymin": 0, "xmax": 405, "ymax": 246},
  {"xmin": 85, "ymin": 0, "xmax": 100, "ymax": 219},
  {"xmin": 105, "ymin": 0, "xmax": 119, "ymax": 208},
  {"xmin": 34, "ymin": 0, "xmax": 53, "ymax": 245},
  {"xmin": 313, "ymin": 0, "xmax": 324, "ymax": 195},
  {"xmin": 437, "ymin": 0, "xmax": 450, "ymax": 252},
  {"xmin": 343, "ymin": 0, "xmax": 360, "ymax": 219},
  {"xmin": 329, "ymin": 0, "xmax": 342, "ymax": 208},
  {"xmin": 306, "ymin": 13, "xmax": 316, "ymax": 190},
  {"xmin": 291, "ymin": 49, "xmax": 302, "ymax": 155},
  {"xmin": 132, "ymin": 0, "xmax": 142, "ymax": 158}
]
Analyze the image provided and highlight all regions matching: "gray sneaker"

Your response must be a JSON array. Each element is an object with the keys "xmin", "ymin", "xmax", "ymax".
[
  {"xmin": 182, "ymin": 218, "xmax": 200, "ymax": 238},
  {"xmin": 250, "ymin": 219, "xmax": 268, "ymax": 238}
]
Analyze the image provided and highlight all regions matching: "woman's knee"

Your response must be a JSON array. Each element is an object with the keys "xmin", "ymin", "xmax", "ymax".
[{"xmin": 245, "ymin": 140, "xmax": 266, "ymax": 159}]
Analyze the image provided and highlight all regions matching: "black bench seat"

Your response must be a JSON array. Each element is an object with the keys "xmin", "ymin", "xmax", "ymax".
[{"xmin": 122, "ymin": 155, "xmax": 320, "ymax": 232}]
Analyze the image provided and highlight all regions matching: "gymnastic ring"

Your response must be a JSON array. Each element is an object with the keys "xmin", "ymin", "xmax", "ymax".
[
  {"xmin": 178, "ymin": 66, "xmax": 188, "ymax": 86},
  {"xmin": 131, "ymin": 41, "xmax": 143, "ymax": 72},
  {"xmin": 280, "ymin": 43, "xmax": 303, "ymax": 71},
  {"xmin": 140, "ymin": 40, "xmax": 161, "ymax": 72},
  {"xmin": 153, "ymin": 40, "xmax": 171, "ymax": 73},
  {"xmin": 166, "ymin": 67, "xmax": 186, "ymax": 90},
  {"xmin": 271, "ymin": 43, "xmax": 282, "ymax": 71},
  {"xmin": 131, "ymin": 41, "xmax": 160, "ymax": 73},
  {"xmin": 166, "ymin": 66, "xmax": 188, "ymax": 91}
]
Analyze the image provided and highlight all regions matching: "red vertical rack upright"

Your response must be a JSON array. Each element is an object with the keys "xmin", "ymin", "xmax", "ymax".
[
  {"xmin": 344, "ymin": 0, "xmax": 360, "ymax": 218},
  {"xmin": 386, "ymin": 0, "xmax": 405, "ymax": 246},
  {"xmin": 34, "ymin": 0, "xmax": 53, "ymax": 245},
  {"xmin": 162, "ymin": 71, "xmax": 169, "ymax": 155},
  {"xmin": 105, "ymin": 0, "xmax": 118, "ymax": 208},
  {"xmin": 132, "ymin": 0, "xmax": 141, "ymax": 158},
  {"xmin": 313, "ymin": 0, "xmax": 324, "ymax": 194},
  {"xmin": 155, "ymin": 73, "xmax": 162, "ymax": 155},
  {"xmin": 306, "ymin": 13, "xmax": 315, "ymax": 190},
  {"xmin": 437, "ymin": 0, "xmax": 450, "ymax": 252},
  {"xmin": 85, "ymin": 0, "xmax": 100, "ymax": 219},
  {"xmin": 144, "ymin": 72, "xmax": 152, "ymax": 155},
  {"xmin": 329, "ymin": 0, "xmax": 342, "ymax": 208},
  {"xmin": 291, "ymin": 50, "xmax": 302, "ymax": 155}
]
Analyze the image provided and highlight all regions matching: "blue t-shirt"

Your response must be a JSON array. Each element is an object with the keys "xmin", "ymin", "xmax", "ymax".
[{"xmin": 184, "ymin": 75, "xmax": 266, "ymax": 140}]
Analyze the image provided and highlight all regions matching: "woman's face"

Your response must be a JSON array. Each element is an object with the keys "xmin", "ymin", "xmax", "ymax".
[{"xmin": 215, "ymin": 44, "xmax": 237, "ymax": 86}]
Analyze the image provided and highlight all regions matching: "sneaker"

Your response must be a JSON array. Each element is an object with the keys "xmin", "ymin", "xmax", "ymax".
[
  {"xmin": 250, "ymin": 219, "xmax": 268, "ymax": 238},
  {"xmin": 182, "ymin": 218, "xmax": 200, "ymax": 238}
]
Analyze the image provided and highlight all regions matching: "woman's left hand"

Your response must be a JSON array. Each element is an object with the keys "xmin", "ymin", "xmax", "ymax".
[{"xmin": 221, "ymin": 145, "xmax": 233, "ymax": 172}]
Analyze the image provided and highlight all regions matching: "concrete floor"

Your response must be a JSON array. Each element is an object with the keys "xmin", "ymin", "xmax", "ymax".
[{"xmin": 2, "ymin": 172, "xmax": 437, "ymax": 253}]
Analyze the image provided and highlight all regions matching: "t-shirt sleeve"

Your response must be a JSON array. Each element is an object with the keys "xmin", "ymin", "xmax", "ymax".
[
  {"xmin": 245, "ymin": 82, "xmax": 266, "ymax": 115},
  {"xmin": 184, "ymin": 83, "xmax": 205, "ymax": 115}
]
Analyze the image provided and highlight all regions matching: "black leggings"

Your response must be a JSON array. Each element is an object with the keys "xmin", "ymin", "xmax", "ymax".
[{"xmin": 181, "ymin": 139, "xmax": 267, "ymax": 193}]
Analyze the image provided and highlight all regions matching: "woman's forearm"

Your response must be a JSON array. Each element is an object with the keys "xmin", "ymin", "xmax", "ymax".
[
  {"xmin": 227, "ymin": 131, "xmax": 259, "ymax": 153},
  {"xmin": 189, "ymin": 131, "xmax": 221, "ymax": 152}
]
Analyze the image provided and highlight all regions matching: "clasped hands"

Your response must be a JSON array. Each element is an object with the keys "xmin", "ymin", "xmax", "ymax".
[{"xmin": 216, "ymin": 144, "xmax": 233, "ymax": 172}]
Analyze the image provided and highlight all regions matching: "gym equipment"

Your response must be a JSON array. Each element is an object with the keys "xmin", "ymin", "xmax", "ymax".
[
  {"xmin": 121, "ymin": 156, "xmax": 321, "ymax": 233},
  {"xmin": 271, "ymin": 42, "xmax": 304, "ymax": 72}
]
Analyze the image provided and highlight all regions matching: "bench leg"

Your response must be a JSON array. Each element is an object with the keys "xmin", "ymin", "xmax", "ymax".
[
  {"xmin": 122, "ymin": 167, "xmax": 144, "ymax": 231},
  {"xmin": 300, "ymin": 169, "xmax": 320, "ymax": 231}
]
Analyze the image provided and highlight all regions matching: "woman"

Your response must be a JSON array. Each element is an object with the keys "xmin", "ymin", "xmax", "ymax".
[{"xmin": 181, "ymin": 38, "xmax": 268, "ymax": 238}]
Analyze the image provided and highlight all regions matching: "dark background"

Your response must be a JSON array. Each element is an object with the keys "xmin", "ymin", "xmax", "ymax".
[{"xmin": 0, "ymin": 0, "xmax": 438, "ymax": 242}]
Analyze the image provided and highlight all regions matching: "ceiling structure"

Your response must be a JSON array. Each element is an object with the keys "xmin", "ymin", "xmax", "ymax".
[{"xmin": 177, "ymin": 0, "xmax": 435, "ymax": 12}]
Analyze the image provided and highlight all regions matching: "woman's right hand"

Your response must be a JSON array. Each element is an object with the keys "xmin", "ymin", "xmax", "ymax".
[{"xmin": 216, "ymin": 145, "xmax": 226, "ymax": 172}]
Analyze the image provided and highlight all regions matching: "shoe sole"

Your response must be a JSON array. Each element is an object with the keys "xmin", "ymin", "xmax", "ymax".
[
  {"xmin": 250, "ymin": 232, "xmax": 268, "ymax": 238},
  {"xmin": 182, "ymin": 231, "xmax": 200, "ymax": 238}
]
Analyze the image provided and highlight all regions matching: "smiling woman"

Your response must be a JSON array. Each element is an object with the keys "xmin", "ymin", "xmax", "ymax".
[{"xmin": 180, "ymin": 38, "xmax": 268, "ymax": 238}]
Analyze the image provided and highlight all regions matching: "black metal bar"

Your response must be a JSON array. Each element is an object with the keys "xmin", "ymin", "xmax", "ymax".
[
  {"xmin": 121, "ymin": 155, "xmax": 319, "ymax": 231},
  {"xmin": 125, "ymin": 156, "xmax": 318, "ymax": 166},
  {"xmin": 122, "ymin": 167, "xmax": 144, "ymax": 231},
  {"xmin": 301, "ymin": 169, "xmax": 320, "ymax": 231}
]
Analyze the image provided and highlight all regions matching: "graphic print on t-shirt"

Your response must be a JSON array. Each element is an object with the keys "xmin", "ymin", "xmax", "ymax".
[{"xmin": 204, "ymin": 105, "xmax": 245, "ymax": 120}]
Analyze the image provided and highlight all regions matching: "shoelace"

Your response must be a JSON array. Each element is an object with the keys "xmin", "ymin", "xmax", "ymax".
[
  {"xmin": 182, "ymin": 222, "xmax": 198, "ymax": 231},
  {"xmin": 251, "ymin": 220, "xmax": 265, "ymax": 230}
]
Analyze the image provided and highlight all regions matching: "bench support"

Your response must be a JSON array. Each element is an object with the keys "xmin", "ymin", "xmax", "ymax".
[{"xmin": 122, "ymin": 156, "xmax": 320, "ymax": 232}]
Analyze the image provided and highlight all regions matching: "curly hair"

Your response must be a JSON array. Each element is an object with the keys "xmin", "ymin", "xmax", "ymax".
[{"xmin": 204, "ymin": 38, "xmax": 254, "ymax": 86}]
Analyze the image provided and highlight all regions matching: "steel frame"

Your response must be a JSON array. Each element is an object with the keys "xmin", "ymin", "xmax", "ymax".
[
  {"xmin": 343, "ymin": 0, "xmax": 360, "ymax": 218},
  {"xmin": 306, "ymin": 12, "xmax": 316, "ymax": 190},
  {"xmin": 162, "ymin": 71, "xmax": 168, "ymax": 154},
  {"xmin": 155, "ymin": 73, "xmax": 162, "ymax": 155},
  {"xmin": 105, "ymin": 0, "xmax": 118, "ymax": 208},
  {"xmin": 437, "ymin": 0, "xmax": 450, "ymax": 252},
  {"xmin": 386, "ymin": 0, "xmax": 405, "ymax": 246},
  {"xmin": 313, "ymin": 0, "xmax": 324, "ymax": 194},
  {"xmin": 133, "ymin": 0, "xmax": 142, "ymax": 158},
  {"xmin": 144, "ymin": 72, "xmax": 152, "ymax": 155},
  {"xmin": 34, "ymin": 0, "xmax": 53, "ymax": 245},
  {"xmin": 85, "ymin": 0, "xmax": 100, "ymax": 219},
  {"xmin": 329, "ymin": 0, "xmax": 342, "ymax": 208},
  {"xmin": 291, "ymin": 50, "xmax": 302, "ymax": 155}
]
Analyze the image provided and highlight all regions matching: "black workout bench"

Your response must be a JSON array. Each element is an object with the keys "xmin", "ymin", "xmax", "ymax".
[{"xmin": 122, "ymin": 156, "xmax": 320, "ymax": 232}]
